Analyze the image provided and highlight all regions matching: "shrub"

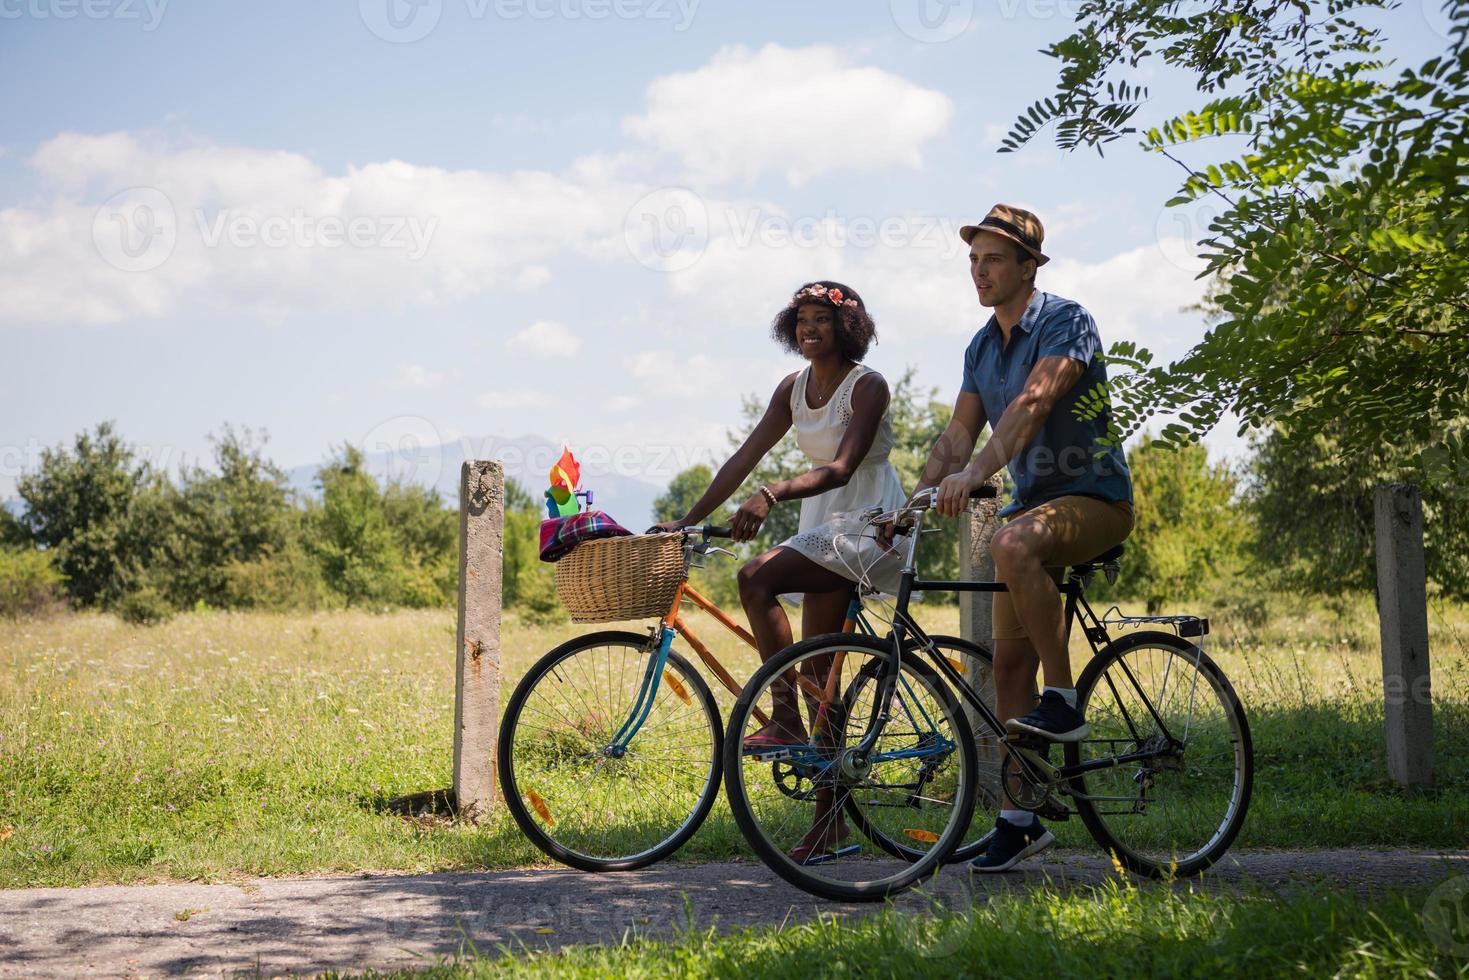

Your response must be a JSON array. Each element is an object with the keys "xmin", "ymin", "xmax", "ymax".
[
  {"xmin": 113, "ymin": 583, "xmax": 174, "ymax": 626},
  {"xmin": 0, "ymin": 546, "xmax": 67, "ymax": 619}
]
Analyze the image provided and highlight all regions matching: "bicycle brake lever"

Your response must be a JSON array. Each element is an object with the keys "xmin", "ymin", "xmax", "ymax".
[{"xmin": 691, "ymin": 543, "xmax": 737, "ymax": 560}]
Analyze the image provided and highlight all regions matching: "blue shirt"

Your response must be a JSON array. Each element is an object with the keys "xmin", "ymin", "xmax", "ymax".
[{"xmin": 960, "ymin": 290, "xmax": 1133, "ymax": 517}]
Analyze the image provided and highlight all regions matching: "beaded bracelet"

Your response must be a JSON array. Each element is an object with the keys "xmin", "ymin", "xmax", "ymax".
[{"xmin": 759, "ymin": 485, "xmax": 778, "ymax": 507}]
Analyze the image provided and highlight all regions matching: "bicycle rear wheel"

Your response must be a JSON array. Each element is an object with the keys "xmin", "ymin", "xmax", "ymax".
[
  {"xmin": 498, "ymin": 630, "xmax": 722, "ymax": 871},
  {"xmin": 1068, "ymin": 631, "xmax": 1253, "ymax": 878},
  {"xmin": 723, "ymin": 633, "xmax": 977, "ymax": 902},
  {"xmin": 842, "ymin": 635, "xmax": 1004, "ymax": 865}
]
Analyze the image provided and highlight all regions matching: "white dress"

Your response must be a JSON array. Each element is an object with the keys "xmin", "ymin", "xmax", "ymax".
[{"xmin": 779, "ymin": 364, "xmax": 908, "ymax": 596}]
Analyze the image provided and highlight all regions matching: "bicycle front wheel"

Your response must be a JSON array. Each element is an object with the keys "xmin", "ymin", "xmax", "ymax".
[
  {"xmin": 723, "ymin": 633, "xmax": 977, "ymax": 902},
  {"xmin": 498, "ymin": 630, "xmax": 722, "ymax": 872},
  {"xmin": 841, "ymin": 635, "xmax": 1004, "ymax": 866},
  {"xmin": 1069, "ymin": 630, "xmax": 1253, "ymax": 878}
]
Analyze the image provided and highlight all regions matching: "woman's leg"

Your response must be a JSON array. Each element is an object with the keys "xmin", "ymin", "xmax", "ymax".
[
  {"xmin": 738, "ymin": 547, "xmax": 859, "ymax": 740},
  {"xmin": 737, "ymin": 547, "xmax": 860, "ymax": 859},
  {"xmin": 793, "ymin": 587, "xmax": 858, "ymax": 859}
]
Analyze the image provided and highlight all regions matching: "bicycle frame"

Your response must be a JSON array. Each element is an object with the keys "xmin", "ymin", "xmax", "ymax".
[
  {"xmin": 608, "ymin": 578, "xmax": 884, "ymax": 754},
  {"xmin": 849, "ymin": 503, "xmax": 1195, "ymax": 785}
]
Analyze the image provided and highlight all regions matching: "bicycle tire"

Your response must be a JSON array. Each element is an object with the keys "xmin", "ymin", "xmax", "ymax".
[
  {"xmin": 1068, "ymin": 630, "xmax": 1253, "ymax": 878},
  {"xmin": 723, "ymin": 632, "xmax": 977, "ymax": 902},
  {"xmin": 498, "ymin": 630, "xmax": 723, "ymax": 872}
]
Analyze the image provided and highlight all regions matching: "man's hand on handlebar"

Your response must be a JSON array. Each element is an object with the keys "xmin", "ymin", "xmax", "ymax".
[
  {"xmin": 648, "ymin": 519, "xmax": 693, "ymax": 534},
  {"xmin": 934, "ymin": 469, "xmax": 991, "ymax": 518}
]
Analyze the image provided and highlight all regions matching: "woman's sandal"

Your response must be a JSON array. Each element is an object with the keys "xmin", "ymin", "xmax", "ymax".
[
  {"xmin": 789, "ymin": 841, "xmax": 860, "ymax": 865},
  {"xmin": 741, "ymin": 723, "xmax": 809, "ymax": 753}
]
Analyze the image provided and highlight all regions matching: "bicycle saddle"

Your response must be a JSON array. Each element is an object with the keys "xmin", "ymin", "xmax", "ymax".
[{"xmin": 1070, "ymin": 544, "xmax": 1125, "ymax": 571}]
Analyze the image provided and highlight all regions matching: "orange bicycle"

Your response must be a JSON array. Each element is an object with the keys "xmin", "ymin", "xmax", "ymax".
[{"xmin": 496, "ymin": 525, "xmax": 993, "ymax": 871}]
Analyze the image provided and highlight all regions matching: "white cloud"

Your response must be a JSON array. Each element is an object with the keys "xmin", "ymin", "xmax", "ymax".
[
  {"xmin": 624, "ymin": 350, "xmax": 717, "ymax": 398},
  {"xmin": 0, "ymin": 131, "xmax": 643, "ymax": 325},
  {"xmin": 624, "ymin": 44, "xmax": 953, "ymax": 186},
  {"xmin": 385, "ymin": 362, "xmax": 450, "ymax": 391},
  {"xmin": 507, "ymin": 319, "xmax": 582, "ymax": 358},
  {"xmin": 1043, "ymin": 239, "xmax": 1208, "ymax": 353},
  {"xmin": 479, "ymin": 389, "xmax": 551, "ymax": 410},
  {"xmin": 605, "ymin": 395, "xmax": 641, "ymax": 412},
  {"xmin": 513, "ymin": 265, "xmax": 552, "ymax": 291}
]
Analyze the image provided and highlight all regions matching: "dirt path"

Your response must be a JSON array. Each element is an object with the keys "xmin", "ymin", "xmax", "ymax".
[{"xmin": 1, "ymin": 849, "xmax": 1464, "ymax": 978}]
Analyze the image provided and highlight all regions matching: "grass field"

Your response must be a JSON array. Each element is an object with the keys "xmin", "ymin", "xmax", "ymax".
[
  {"xmin": 337, "ymin": 882, "xmax": 1468, "ymax": 978},
  {"xmin": 1, "ymin": 593, "xmax": 1467, "ymax": 889}
]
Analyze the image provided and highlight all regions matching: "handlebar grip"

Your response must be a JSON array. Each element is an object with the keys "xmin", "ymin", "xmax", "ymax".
[{"xmin": 702, "ymin": 525, "xmax": 734, "ymax": 539}]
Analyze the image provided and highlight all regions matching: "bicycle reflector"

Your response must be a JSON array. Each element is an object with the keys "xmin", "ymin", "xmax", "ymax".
[
  {"xmin": 526, "ymin": 789, "xmax": 556, "ymax": 826},
  {"xmin": 662, "ymin": 671, "xmax": 692, "ymax": 705}
]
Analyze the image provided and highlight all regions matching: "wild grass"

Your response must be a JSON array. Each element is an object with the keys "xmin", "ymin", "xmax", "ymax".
[
  {"xmin": 336, "ymin": 880, "xmax": 1469, "ymax": 978},
  {"xmin": 1, "ymin": 592, "xmax": 1465, "ymax": 888}
]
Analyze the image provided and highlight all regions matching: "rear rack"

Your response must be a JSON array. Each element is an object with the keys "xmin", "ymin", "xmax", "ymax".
[{"xmin": 1098, "ymin": 606, "xmax": 1210, "ymax": 639}]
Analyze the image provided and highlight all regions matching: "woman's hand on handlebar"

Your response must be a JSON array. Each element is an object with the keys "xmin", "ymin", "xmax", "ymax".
[{"xmin": 729, "ymin": 491, "xmax": 771, "ymax": 543}]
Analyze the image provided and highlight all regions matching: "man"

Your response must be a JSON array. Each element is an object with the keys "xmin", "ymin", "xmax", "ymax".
[{"xmin": 897, "ymin": 204, "xmax": 1134, "ymax": 872}]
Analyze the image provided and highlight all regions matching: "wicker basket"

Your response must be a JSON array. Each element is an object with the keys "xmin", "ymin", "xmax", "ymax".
[{"xmin": 554, "ymin": 533, "xmax": 688, "ymax": 623}]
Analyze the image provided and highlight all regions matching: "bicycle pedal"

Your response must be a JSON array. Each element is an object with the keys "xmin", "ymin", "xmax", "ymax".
[
  {"xmin": 744, "ymin": 747, "xmax": 796, "ymax": 762},
  {"xmin": 1032, "ymin": 799, "xmax": 1071, "ymax": 822},
  {"xmin": 1004, "ymin": 733, "xmax": 1050, "ymax": 752}
]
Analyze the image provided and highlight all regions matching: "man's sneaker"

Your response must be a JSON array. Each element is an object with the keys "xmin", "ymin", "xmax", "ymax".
[
  {"xmin": 1005, "ymin": 691, "xmax": 1089, "ymax": 742},
  {"xmin": 969, "ymin": 817, "xmax": 1054, "ymax": 873}
]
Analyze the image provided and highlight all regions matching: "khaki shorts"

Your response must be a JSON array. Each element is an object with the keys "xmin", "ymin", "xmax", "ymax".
[{"xmin": 991, "ymin": 495, "xmax": 1135, "ymax": 641}]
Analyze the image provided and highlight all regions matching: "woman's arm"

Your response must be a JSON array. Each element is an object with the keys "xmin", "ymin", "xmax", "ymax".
[
  {"xmin": 727, "ymin": 372, "xmax": 889, "ymax": 541},
  {"xmin": 655, "ymin": 374, "xmax": 797, "ymax": 530}
]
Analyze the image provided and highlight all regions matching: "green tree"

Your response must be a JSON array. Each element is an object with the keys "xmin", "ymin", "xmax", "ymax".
[
  {"xmin": 654, "ymin": 465, "xmax": 728, "ymax": 527},
  {"xmin": 1247, "ymin": 424, "xmax": 1469, "ymax": 601},
  {"xmin": 0, "ymin": 506, "xmax": 26, "ymax": 548},
  {"xmin": 381, "ymin": 480, "xmax": 458, "ymax": 607},
  {"xmin": 306, "ymin": 445, "xmax": 406, "ymax": 608},
  {"xmin": 1096, "ymin": 438, "xmax": 1248, "ymax": 614},
  {"xmin": 146, "ymin": 426, "xmax": 299, "ymax": 608},
  {"xmin": 1008, "ymin": 0, "xmax": 1469, "ymax": 480},
  {"xmin": 16, "ymin": 422, "xmax": 154, "ymax": 607},
  {"xmin": 502, "ymin": 479, "xmax": 565, "ymax": 623}
]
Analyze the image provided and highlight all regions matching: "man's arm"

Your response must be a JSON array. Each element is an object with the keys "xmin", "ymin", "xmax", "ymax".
[
  {"xmin": 914, "ymin": 391, "xmax": 987, "ymax": 493},
  {"xmin": 932, "ymin": 354, "xmax": 1084, "ymax": 516}
]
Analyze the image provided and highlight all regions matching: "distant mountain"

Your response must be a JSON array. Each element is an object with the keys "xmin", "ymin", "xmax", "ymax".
[{"xmin": 286, "ymin": 432, "xmax": 668, "ymax": 529}]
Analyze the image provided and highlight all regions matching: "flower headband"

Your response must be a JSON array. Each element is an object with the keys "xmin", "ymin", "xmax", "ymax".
[{"xmin": 787, "ymin": 283, "xmax": 859, "ymax": 310}]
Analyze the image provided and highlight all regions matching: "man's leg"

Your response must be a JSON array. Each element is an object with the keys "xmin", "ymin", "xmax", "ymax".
[
  {"xmin": 990, "ymin": 516, "xmax": 1072, "ymax": 689},
  {"xmin": 990, "ymin": 497, "xmax": 1135, "ymax": 742}
]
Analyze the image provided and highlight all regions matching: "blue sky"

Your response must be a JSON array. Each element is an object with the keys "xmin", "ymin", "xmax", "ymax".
[{"xmin": 0, "ymin": 0, "xmax": 1452, "ymax": 516}]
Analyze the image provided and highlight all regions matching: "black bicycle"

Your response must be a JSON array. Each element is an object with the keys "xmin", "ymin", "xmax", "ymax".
[{"xmin": 722, "ymin": 485, "xmax": 1254, "ymax": 901}]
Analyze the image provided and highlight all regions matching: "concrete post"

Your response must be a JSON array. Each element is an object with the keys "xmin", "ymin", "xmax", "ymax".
[
  {"xmin": 454, "ymin": 460, "xmax": 504, "ymax": 821},
  {"xmin": 1373, "ymin": 484, "xmax": 1434, "ymax": 790},
  {"xmin": 959, "ymin": 474, "xmax": 1005, "ymax": 805}
]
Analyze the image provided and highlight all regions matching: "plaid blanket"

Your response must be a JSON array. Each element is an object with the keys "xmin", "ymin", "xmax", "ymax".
[{"xmin": 539, "ymin": 511, "xmax": 634, "ymax": 562}]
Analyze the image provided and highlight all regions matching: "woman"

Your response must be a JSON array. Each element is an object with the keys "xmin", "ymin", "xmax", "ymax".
[{"xmin": 652, "ymin": 280, "xmax": 906, "ymax": 861}]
